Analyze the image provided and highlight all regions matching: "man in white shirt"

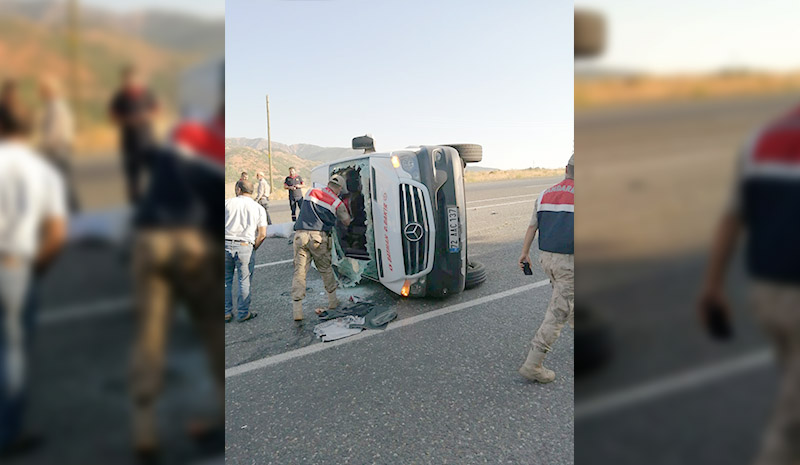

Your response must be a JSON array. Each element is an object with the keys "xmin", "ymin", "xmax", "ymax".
[
  {"xmin": 224, "ymin": 180, "xmax": 267, "ymax": 322},
  {"xmin": 0, "ymin": 98, "xmax": 67, "ymax": 455},
  {"xmin": 255, "ymin": 171, "xmax": 272, "ymax": 225}
]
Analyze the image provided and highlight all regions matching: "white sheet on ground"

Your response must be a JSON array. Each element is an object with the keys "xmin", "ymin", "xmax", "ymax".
[
  {"xmin": 266, "ymin": 221, "xmax": 295, "ymax": 238},
  {"xmin": 313, "ymin": 315, "xmax": 365, "ymax": 342},
  {"xmin": 68, "ymin": 207, "xmax": 131, "ymax": 244}
]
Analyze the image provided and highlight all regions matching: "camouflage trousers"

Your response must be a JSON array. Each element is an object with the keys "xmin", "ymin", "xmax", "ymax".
[
  {"xmin": 532, "ymin": 251, "xmax": 574, "ymax": 353},
  {"xmin": 292, "ymin": 230, "xmax": 338, "ymax": 302},
  {"xmin": 130, "ymin": 229, "xmax": 224, "ymax": 447},
  {"xmin": 752, "ymin": 281, "xmax": 800, "ymax": 465}
]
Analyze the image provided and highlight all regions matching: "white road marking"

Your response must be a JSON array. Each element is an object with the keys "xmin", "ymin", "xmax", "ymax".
[
  {"xmin": 466, "ymin": 189, "xmax": 547, "ymax": 205},
  {"xmin": 470, "ymin": 199, "xmax": 536, "ymax": 211},
  {"xmin": 468, "ymin": 193, "xmax": 537, "ymax": 204},
  {"xmin": 575, "ymin": 349, "xmax": 774, "ymax": 421},
  {"xmin": 226, "ymin": 279, "xmax": 551, "ymax": 378},
  {"xmin": 39, "ymin": 297, "xmax": 133, "ymax": 325},
  {"xmin": 254, "ymin": 258, "xmax": 293, "ymax": 269}
]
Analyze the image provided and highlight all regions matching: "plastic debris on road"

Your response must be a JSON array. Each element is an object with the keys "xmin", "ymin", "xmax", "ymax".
[{"xmin": 313, "ymin": 315, "xmax": 365, "ymax": 342}]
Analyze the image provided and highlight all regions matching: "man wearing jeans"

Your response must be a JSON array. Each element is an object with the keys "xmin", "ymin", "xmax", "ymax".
[
  {"xmin": 0, "ymin": 100, "xmax": 67, "ymax": 456},
  {"xmin": 224, "ymin": 180, "xmax": 267, "ymax": 322}
]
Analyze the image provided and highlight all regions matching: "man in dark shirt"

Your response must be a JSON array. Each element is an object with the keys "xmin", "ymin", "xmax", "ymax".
[
  {"xmin": 109, "ymin": 65, "xmax": 158, "ymax": 204},
  {"xmin": 284, "ymin": 166, "xmax": 305, "ymax": 221},
  {"xmin": 129, "ymin": 106, "xmax": 225, "ymax": 459},
  {"xmin": 699, "ymin": 105, "xmax": 800, "ymax": 464}
]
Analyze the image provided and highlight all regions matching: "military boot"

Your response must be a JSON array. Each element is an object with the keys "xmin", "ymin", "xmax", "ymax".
[
  {"xmin": 293, "ymin": 301, "xmax": 304, "ymax": 321},
  {"xmin": 132, "ymin": 402, "xmax": 159, "ymax": 459},
  {"xmin": 518, "ymin": 347, "xmax": 555, "ymax": 383}
]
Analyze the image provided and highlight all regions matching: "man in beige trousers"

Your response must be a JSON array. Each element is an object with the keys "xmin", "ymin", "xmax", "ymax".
[
  {"xmin": 518, "ymin": 155, "xmax": 574, "ymax": 383},
  {"xmin": 291, "ymin": 174, "xmax": 351, "ymax": 320},
  {"xmin": 699, "ymin": 105, "xmax": 800, "ymax": 465}
]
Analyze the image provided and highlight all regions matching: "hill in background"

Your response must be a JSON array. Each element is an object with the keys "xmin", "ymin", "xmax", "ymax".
[
  {"xmin": 226, "ymin": 137, "xmax": 363, "ymax": 164},
  {"xmin": 225, "ymin": 142, "xmax": 317, "ymax": 184},
  {"xmin": 0, "ymin": 0, "xmax": 223, "ymax": 153},
  {"xmin": 226, "ymin": 138, "xmax": 377, "ymax": 199},
  {"xmin": 225, "ymin": 137, "xmax": 562, "ymax": 198},
  {"xmin": 576, "ymin": 67, "xmax": 800, "ymax": 109},
  {"xmin": 225, "ymin": 137, "xmax": 507, "ymax": 197}
]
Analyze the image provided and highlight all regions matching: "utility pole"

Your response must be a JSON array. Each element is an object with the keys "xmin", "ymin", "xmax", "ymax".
[
  {"xmin": 67, "ymin": 0, "xmax": 80, "ymax": 128},
  {"xmin": 266, "ymin": 94, "xmax": 274, "ymax": 193}
]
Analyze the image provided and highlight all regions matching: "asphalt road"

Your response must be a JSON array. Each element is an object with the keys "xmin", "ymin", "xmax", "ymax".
[
  {"xmin": 225, "ymin": 176, "xmax": 575, "ymax": 464},
  {"xmin": 72, "ymin": 157, "xmax": 129, "ymax": 210},
  {"xmin": 574, "ymin": 93, "xmax": 800, "ymax": 465}
]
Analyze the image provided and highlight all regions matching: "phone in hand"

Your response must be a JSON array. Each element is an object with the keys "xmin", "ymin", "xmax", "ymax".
[
  {"xmin": 522, "ymin": 261, "xmax": 533, "ymax": 275},
  {"xmin": 704, "ymin": 300, "xmax": 733, "ymax": 340}
]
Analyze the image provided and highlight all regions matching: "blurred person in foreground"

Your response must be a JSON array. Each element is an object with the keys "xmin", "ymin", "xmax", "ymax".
[
  {"xmin": 255, "ymin": 171, "xmax": 273, "ymax": 225},
  {"xmin": 518, "ymin": 155, "xmax": 574, "ymax": 383},
  {"xmin": 0, "ymin": 80, "xmax": 22, "ymax": 115},
  {"xmin": 37, "ymin": 75, "xmax": 79, "ymax": 212},
  {"xmin": 291, "ymin": 174, "xmax": 351, "ymax": 321},
  {"xmin": 224, "ymin": 179, "xmax": 267, "ymax": 323},
  {"xmin": 109, "ymin": 65, "xmax": 159, "ymax": 204},
  {"xmin": 700, "ymin": 106, "xmax": 800, "ymax": 465},
  {"xmin": 129, "ymin": 92, "xmax": 224, "ymax": 460},
  {"xmin": 0, "ymin": 92, "xmax": 68, "ymax": 457}
]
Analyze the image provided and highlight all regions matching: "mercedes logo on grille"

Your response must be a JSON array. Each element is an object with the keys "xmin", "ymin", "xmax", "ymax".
[{"xmin": 403, "ymin": 222, "xmax": 424, "ymax": 242}]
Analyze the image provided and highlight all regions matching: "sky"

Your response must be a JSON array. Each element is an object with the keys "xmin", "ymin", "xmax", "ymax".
[
  {"xmin": 225, "ymin": 0, "xmax": 573, "ymax": 170},
  {"xmin": 577, "ymin": 0, "xmax": 800, "ymax": 73},
  {"xmin": 81, "ymin": 0, "xmax": 224, "ymax": 19}
]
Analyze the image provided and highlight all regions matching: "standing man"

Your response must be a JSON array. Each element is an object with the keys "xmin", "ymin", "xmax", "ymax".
[
  {"xmin": 284, "ymin": 166, "xmax": 304, "ymax": 222},
  {"xmin": 109, "ymin": 65, "xmax": 158, "ymax": 204},
  {"xmin": 0, "ymin": 99, "xmax": 67, "ymax": 456},
  {"xmin": 255, "ymin": 171, "xmax": 272, "ymax": 225},
  {"xmin": 37, "ymin": 75, "xmax": 79, "ymax": 212},
  {"xmin": 224, "ymin": 180, "xmax": 267, "ymax": 323},
  {"xmin": 127, "ymin": 54, "xmax": 226, "ymax": 458},
  {"xmin": 239, "ymin": 171, "xmax": 248, "ymax": 182},
  {"xmin": 699, "ymin": 107, "xmax": 800, "ymax": 465},
  {"xmin": 518, "ymin": 155, "xmax": 574, "ymax": 383},
  {"xmin": 291, "ymin": 174, "xmax": 351, "ymax": 321}
]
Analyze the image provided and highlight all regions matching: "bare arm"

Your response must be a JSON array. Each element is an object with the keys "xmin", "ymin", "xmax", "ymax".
[
  {"xmin": 699, "ymin": 213, "xmax": 742, "ymax": 312},
  {"xmin": 35, "ymin": 216, "xmax": 67, "ymax": 274},
  {"xmin": 254, "ymin": 226, "xmax": 267, "ymax": 250},
  {"xmin": 518, "ymin": 225, "xmax": 537, "ymax": 269}
]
